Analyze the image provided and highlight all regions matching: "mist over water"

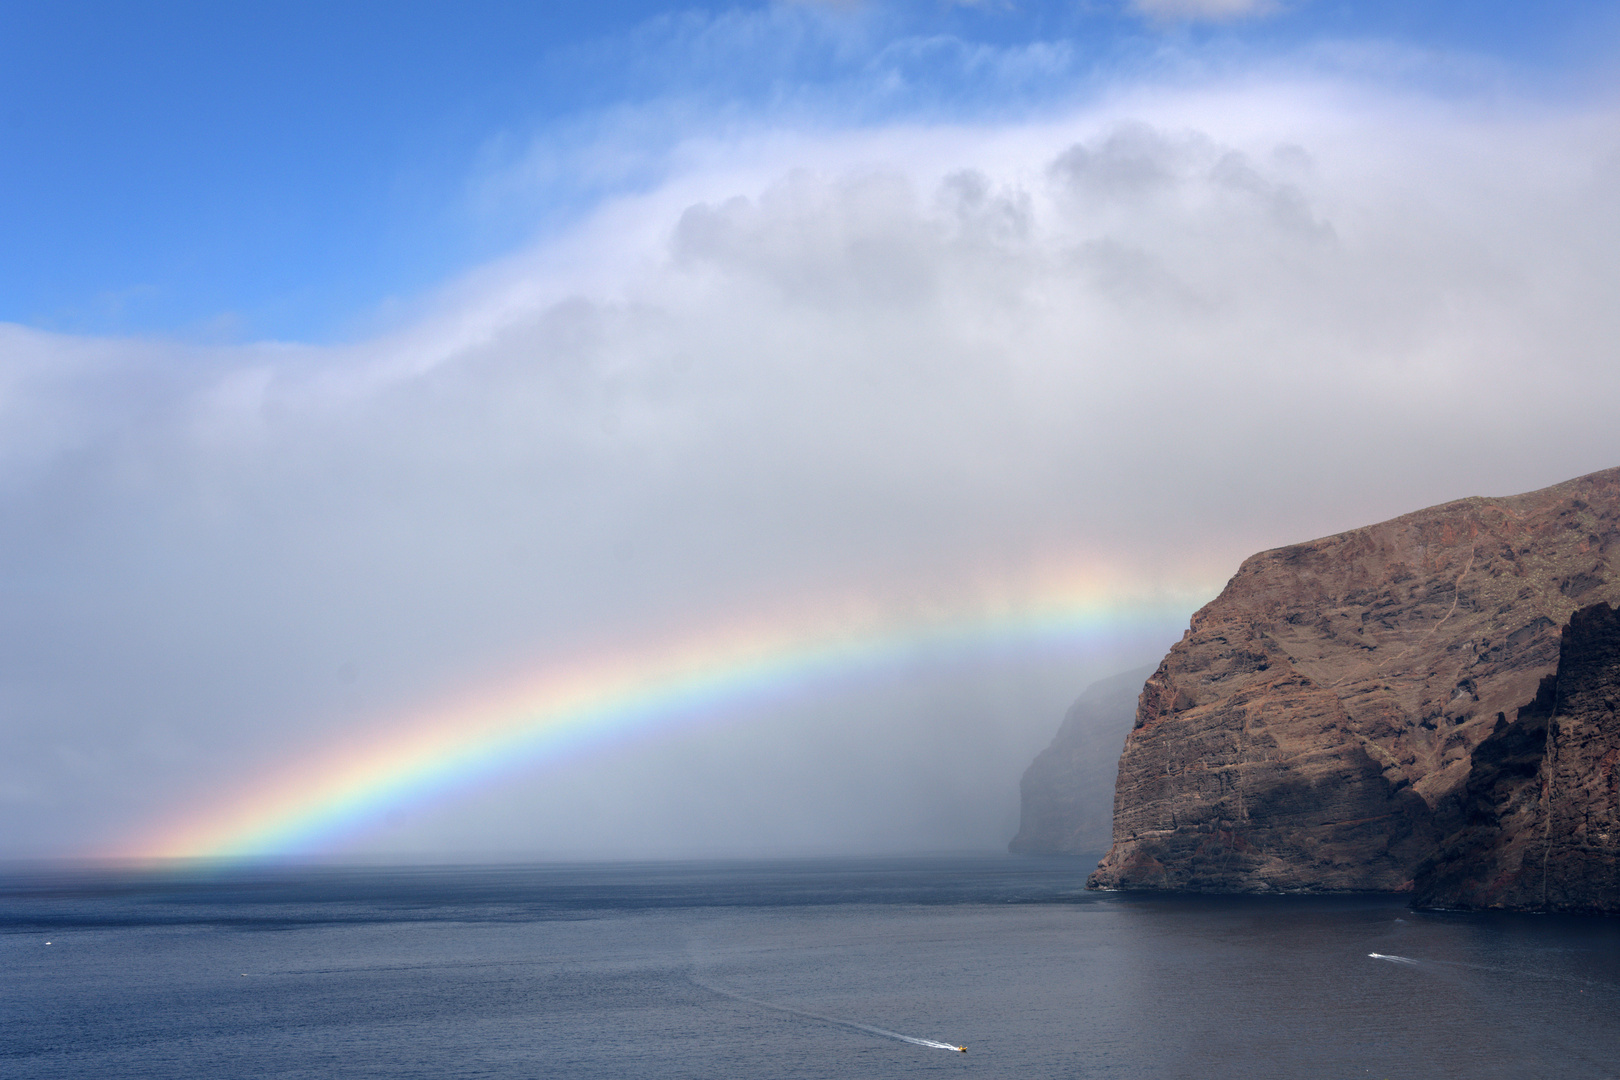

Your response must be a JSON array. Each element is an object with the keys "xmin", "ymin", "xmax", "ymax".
[{"xmin": 6, "ymin": 857, "xmax": 1618, "ymax": 1079}]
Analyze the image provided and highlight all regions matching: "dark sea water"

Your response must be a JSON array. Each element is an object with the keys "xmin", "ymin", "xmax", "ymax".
[{"xmin": 4, "ymin": 855, "xmax": 1618, "ymax": 1079}]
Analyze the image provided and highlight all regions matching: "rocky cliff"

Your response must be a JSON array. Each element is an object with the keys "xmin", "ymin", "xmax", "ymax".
[
  {"xmin": 1009, "ymin": 666, "xmax": 1154, "ymax": 856},
  {"xmin": 1088, "ymin": 467, "xmax": 1620, "ymax": 893},
  {"xmin": 1414, "ymin": 602, "xmax": 1620, "ymax": 912}
]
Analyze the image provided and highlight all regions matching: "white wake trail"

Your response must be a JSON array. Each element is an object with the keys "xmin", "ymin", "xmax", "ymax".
[
  {"xmin": 1368, "ymin": 953, "xmax": 1420, "ymax": 965},
  {"xmin": 692, "ymin": 976, "xmax": 966, "ymax": 1052}
]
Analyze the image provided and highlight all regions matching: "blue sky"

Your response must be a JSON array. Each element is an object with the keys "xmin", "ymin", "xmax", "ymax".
[{"xmin": 4, "ymin": 0, "xmax": 1616, "ymax": 342}]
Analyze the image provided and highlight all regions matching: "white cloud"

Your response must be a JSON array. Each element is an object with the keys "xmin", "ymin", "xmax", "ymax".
[
  {"xmin": 4, "ymin": 75, "xmax": 1619, "ymax": 859},
  {"xmin": 1129, "ymin": 0, "xmax": 1283, "ymax": 22}
]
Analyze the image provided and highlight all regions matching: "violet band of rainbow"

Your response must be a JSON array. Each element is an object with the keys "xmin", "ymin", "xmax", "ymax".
[{"xmin": 120, "ymin": 581, "xmax": 1211, "ymax": 860}]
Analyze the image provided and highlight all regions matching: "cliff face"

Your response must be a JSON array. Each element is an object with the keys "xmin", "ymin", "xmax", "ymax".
[
  {"xmin": 1009, "ymin": 666, "xmax": 1154, "ymax": 855},
  {"xmin": 1088, "ymin": 467, "xmax": 1620, "ymax": 893},
  {"xmin": 1415, "ymin": 603, "xmax": 1620, "ymax": 912}
]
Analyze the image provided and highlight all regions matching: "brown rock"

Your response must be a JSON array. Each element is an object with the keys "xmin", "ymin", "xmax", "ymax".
[
  {"xmin": 1009, "ymin": 666, "xmax": 1154, "ymax": 856},
  {"xmin": 1088, "ymin": 467, "xmax": 1620, "ymax": 893},
  {"xmin": 1415, "ymin": 602, "xmax": 1620, "ymax": 912}
]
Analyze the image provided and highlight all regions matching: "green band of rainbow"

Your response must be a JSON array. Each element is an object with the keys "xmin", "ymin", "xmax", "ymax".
[{"xmin": 122, "ymin": 579, "xmax": 1208, "ymax": 860}]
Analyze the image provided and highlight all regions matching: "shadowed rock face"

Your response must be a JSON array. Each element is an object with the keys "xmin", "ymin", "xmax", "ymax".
[
  {"xmin": 1088, "ymin": 467, "xmax": 1620, "ymax": 893},
  {"xmin": 1009, "ymin": 666, "xmax": 1155, "ymax": 856},
  {"xmin": 1415, "ymin": 602, "xmax": 1620, "ymax": 912}
]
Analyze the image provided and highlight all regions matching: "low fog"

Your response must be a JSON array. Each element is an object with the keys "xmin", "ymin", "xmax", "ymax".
[{"xmin": 4, "ymin": 75, "xmax": 1620, "ymax": 860}]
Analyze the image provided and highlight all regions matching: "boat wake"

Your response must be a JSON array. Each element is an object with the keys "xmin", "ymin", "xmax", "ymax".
[
  {"xmin": 692, "ymin": 976, "xmax": 966, "ymax": 1052},
  {"xmin": 1368, "ymin": 953, "xmax": 1419, "ymax": 965}
]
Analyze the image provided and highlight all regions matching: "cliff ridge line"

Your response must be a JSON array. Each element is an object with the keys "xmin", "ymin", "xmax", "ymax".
[{"xmin": 1089, "ymin": 467, "xmax": 1620, "ymax": 893}]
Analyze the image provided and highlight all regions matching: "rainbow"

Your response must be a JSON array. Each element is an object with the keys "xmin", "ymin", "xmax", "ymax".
[{"xmin": 121, "ymin": 571, "xmax": 1212, "ymax": 860}]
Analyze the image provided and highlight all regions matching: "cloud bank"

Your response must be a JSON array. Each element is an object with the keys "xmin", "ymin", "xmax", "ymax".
[{"xmin": 3, "ymin": 68, "xmax": 1619, "ymax": 859}]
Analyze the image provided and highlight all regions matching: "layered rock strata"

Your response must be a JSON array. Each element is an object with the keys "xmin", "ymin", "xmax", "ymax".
[
  {"xmin": 1009, "ymin": 666, "xmax": 1155, "ymax": 856},
  {"xmin": 1415, "ymin": 602, "xmax": 1620, "ymax": 912},
  {"xmin": 1088, "ymin": 467, "xmax": 1620, "ymax": 893}
]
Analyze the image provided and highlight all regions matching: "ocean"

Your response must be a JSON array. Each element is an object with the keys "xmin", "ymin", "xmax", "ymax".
[{"xmin": 4, "ymin": 855, "xmax": 1617, "ymax": 1079}]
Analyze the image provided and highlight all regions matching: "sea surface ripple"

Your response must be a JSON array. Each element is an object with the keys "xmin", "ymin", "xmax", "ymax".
[{"xmin": 4, "ymin": 856, "xmax": 1618, "ymax": 1079}]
